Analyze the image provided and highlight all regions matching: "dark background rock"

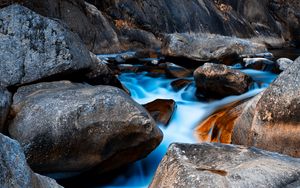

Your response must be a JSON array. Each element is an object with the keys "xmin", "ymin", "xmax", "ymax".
[
  {"xmin": 150, "ymin": 143, "xmax": 300, "ymax": 188},
  {"xmin": 0, "ymin": 87, "xmax": 11, "ymax": 133},
  {"xmin": 0, "ymin": 5, "xmax": 92, "ymax": 87},
  {"xmin": 9, "ymin": 81, "xmax": 163, "ymax": 174},
  {"xmin": 0, "ymin": 133, "xmax": 62, "ymax": 188}
]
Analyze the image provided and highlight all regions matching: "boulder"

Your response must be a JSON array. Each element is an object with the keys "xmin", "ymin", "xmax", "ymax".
[
  {"xmin": 171, "ymin": 79, "xmax": 192, "ymax": 92},
  {"xmin": 0, "ymin": 5, "xmax": 92, "ymax": 87},
  {"xmin": 162, "ymin": 33, "xmax": 267, "ymax": 63},
  {"xmin": 8, "ymin": 81, "xmax": 163, "ymax": 173},
  {"xmin": 194, "ymin": 63, "xmax": 253, "ymax": 98},
  {"xmin": 150, "ymin": 143, "xmax": 300, "ymax": 188},
  {"xmin": 0, "ymin": 133, "xmax": 62, "ymax": 188},
  {"xmin": 164, "ymin": 63, "xmax": 192, "ymax": 78},
  {"xmin": 143, "ymin": 99, "xmax": 176, "ymax": 126},
  {"xmin": 0, "ymin": 87, "xmax": 11, "ymax": 132},
  {"xmin": 232, "ymin": 57, "xmax": 300, "ymax": 157},
  {"xmin": 243, "ymin": 58, "xmax": 275, "ymax": 71},
  {"xmin": 276, "ymin": 58, "xmax": 293, "ymax": 71}
]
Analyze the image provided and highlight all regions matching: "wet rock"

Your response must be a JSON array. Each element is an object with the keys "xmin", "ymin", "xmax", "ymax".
[
  {"xmin": 143, "ymin": 99, "xmax": 176, "ymax": 126},
  {"xmin": 276, "ymin": 58, "xmax": 293, "ymax": 71},
  {"xmin": 171, "ymin": 79, "xmax": 192, "ymax": 92},
  {"xmin": 164, "ymin": 63, "xmax": 192, "ymax": 78},
  {"xmin": 162, "ymin": 33, "xmax": 267, "ymax": 63},
  {"xmin": 0, "ymin": 87, "xmax": 11, "ymax": 132},
  {"xmin": 150, "ymin": 143, "xmax": 300, "ymax": 188},
  {"xmin": 243, "ymin": 58, "xmax": 275, "ymax": 71},
  {"xmin": 0, "ymin": 133, "xmax": 62, "ymax": 188},
  {"xmin": 0, "ymin": 5, "xmax": 92, "ymax": 87},
  {"xmin": 232, "ymin": 57, "xmax": 300, "ymax": 157},
  {"xmin": 9, "ymin": 81, "xmax": 163, "ymax": 173},
  {"xmin": 194, "ymin": 63, "xmax": 253, "ymax": 98}
]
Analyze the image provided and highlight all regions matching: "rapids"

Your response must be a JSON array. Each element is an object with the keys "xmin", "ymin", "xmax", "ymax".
[{"xmin": 100, "ymin": 68, "xmax": 277, "ymax": 188}]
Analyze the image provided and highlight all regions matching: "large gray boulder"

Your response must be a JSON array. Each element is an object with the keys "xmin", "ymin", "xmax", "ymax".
[
  {"xmin": 0, "ymin": 5, "xmax": 92, "ymax": 87},
  {"xmin": 8, "ymin": 81, "xmax": 162, "ymax": 173},
  {"xmin": 0, "ymin": 87, "xmax": 11, "ymax": 132},
  {"xmin": 162, "ymin": 33, "xmax": 267, "ymax": 63},
  {"xmin": 194, "ymin": 63, "xmax": 253, "ymax": 98},
  {"xmin": 0, "ymin": 133, "xmax": 62, "ymax": 188},
  {"xmin": 232, "ymin": 57, "xmax": 300, "ymax": 157},
  {"xmin": 150, "ymin": 143, "xmax": 300, "ymax": 188}
]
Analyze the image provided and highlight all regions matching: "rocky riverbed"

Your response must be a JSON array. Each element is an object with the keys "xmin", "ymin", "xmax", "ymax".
[{"xmin": 0, "ymin": 1, "xmax": 300, "ymax": 188}]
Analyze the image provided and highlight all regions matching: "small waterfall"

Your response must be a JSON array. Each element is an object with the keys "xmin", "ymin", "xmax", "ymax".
[{"xmin": 100, "ymin": 69, "xmax": 277, "ymax": 187}]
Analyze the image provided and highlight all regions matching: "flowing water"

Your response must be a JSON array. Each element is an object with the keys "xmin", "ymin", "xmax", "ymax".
[{"xmin": 100, "ymin": 68, "xmax": 277, "ymax": 188}]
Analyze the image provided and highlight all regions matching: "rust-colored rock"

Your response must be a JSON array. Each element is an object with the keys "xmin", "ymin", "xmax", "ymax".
[
  {"xmin": 143, "ymin": 99, "xmax": 176, "ymax": 126},
  {"xmin": 171, "ymin": 79, "xmax": 192, "ymax": 92}
]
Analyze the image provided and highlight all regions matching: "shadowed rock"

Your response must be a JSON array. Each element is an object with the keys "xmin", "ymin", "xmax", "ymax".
[
  {"xmin": 0, "ymin": 133, "xmax": 62, "ymax": 188},
  {"xmin": 150, "ymin": 143, "xmax": 300, "ymax": 188},
  {"xmin": 0, "ymin": 87, "xmax": 11, "ymax": 132},
  {"xmin": 0, "ymin": 5, "xmax": 92, "ymax": 87},
  {"xmin": 8, "ymin": 81, "xmax": 163, "ymax": 174},
  {"xmin": 171, "ymin": 79, "xmax": 192, "ymax": 92}
]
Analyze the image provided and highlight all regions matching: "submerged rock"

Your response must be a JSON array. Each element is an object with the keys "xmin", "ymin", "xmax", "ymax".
[
  {"xmin": 164, "ymin": 63, "xmax": 192, "ymax": 78},
  {"xmin": 0, "ymin": 133, "xmax": 62, "ymax": 188},
  {"xmin": 0, "ymin": 5, "xmax": 92, "ymax": 87},
  {"xmin": 0, "ymin": 87, "xmax": 11, "ymax": 132},
  {"xmin": 171, "ymin": 79, "xmax": 192, "ymax": 92},
  {"xmin": 194, "ymin": 63, "xmax": 253, "ymax": 98},
  {"xmin": 143, "ymin": 99, "xmax": 176, "ymax": 126},
  {"xmin": 150, "ymin": 143, "xmax": 300, "ymax": 188},
  {"xmin": 9, "ymin": 81, "xmax": 163, "ymax": 173},
  {"xmin": 162, "ymin": 33, "xmax": 267, "ymax": 63}
]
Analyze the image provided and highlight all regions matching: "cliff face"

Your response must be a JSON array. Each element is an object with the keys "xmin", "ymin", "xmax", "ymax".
[{"xmin": 2, "ymin": 0, "xmax": 299, "ymax": 53}]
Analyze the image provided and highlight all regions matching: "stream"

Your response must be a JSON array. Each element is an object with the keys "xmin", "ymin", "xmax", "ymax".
[{"xmin": 100, "ymin": 68, "xmax": 277, "ymax": 188}]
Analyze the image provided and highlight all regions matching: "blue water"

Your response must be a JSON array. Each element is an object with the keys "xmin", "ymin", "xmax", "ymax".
[{"xmin": 100, "ymin": 70, "xmax": 277, "ymax": 188}]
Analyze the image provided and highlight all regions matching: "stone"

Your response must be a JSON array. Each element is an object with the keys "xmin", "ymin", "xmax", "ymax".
[
  {"xmin": 143, "ymin": 99, "xmax": 176, "ymax": 126},
  {"xmin": 0, "ymin": 133, "xmax": 62, "ymax": 188},
  {"xmin": 0, "ymin": 87, "xmax": 11, "ymax": 132},
  {"xmin": 276, "ymin": 58, "xmax": 293, "ymax": 71},
  {"xmin": 150, "ymin": 143, "xmax": 300, "ymax": 188},
  {"xmin": 162, "ymin": 33, "xmax": 267, "ymax": 63},
  {"xmin": 171, "ymin": 79, "xmax": 192, "ymax": 92},
  {"xmin": 0, "ymin": 5, "xmax": 92, "ymax": 87},
  {"xmin": 243, "ymin": 58, "xmax": 275, "ymax": 71},
  {"xmin": 8, "ymin": 81, "xmax": 163, "ymax": 173},
  {"xmin": 232, "ymin": 57, "xmax": 300, "ymax": 157},
  {"xmin": 164, "ymin": 63, "xmax": 192, "ymax": 78},
  {"xmin": 194, "ymin": 63, "xmax": 253, "ymax": 98}
]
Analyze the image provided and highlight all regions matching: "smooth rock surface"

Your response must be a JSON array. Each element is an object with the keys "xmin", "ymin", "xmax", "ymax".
[
  {"xmin": 194, "ymin": 63, "xmax": 253, "ymax": 98},
  {"xmin": 162, "ymin": 33, "xmax": 267, "ymax": 63},
  {"xmin": 9, "ymin": 81, "xmax": 163, "ymax": 173},
  {"xmin": 0, "ymin": 5, "xmax": 92, "ymax": 87},
  {"xmin": 0, "ymin": 87, "xmax": 11, "ymax": 132},
  {"xmin": 143, "ymin": 99, "xmax": 176, "ymax": 126},
  {"xmin": 0, "ymin": 133, "xmax": 62, "ymax": 188},
  {"xmin": 232, "ymin": 57, "xmax": 300, "ymax": 157},
  {"xmin": 150, "ymin": 143, "xmax": 300, "ymax": 188}
]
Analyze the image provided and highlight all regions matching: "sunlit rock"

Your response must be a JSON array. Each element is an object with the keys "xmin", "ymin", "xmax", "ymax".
[
  {"xmin": 0, "ymin": 133, "xmax": 62, "ymax": 188},
  {"xmin": 9, "ymin": 81, "xmax": 163, "ymax": 173},
  {"xmin": 194, "ymin": 63, "xmax": 253, "ymax": 98},
  {"xmin": 143, "ymin": 99, "xmax": 177, "ymax": 126},
  {"xmin": 162, "ymin": 33, "xmax": 267, "ymax": 63},
  {"xmin": 150, "ymin": 143, "xmax": 300, "ymax": 188}
]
